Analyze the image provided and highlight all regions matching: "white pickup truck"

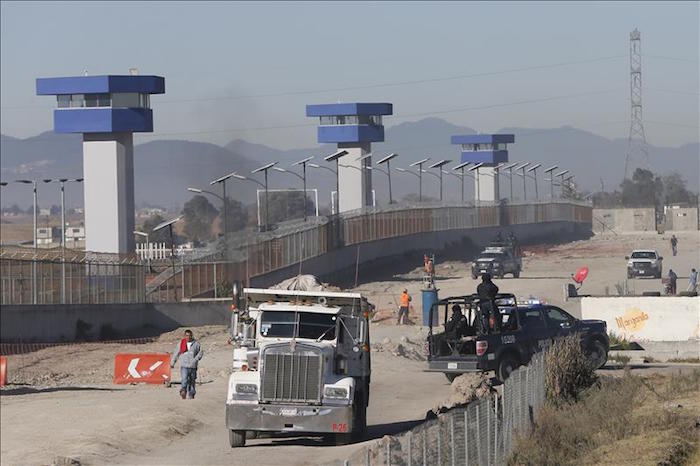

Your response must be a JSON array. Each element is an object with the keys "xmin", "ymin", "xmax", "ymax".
[{"xmin": 626, "ymin": 249, "xmax": 663, "ymax": 278}]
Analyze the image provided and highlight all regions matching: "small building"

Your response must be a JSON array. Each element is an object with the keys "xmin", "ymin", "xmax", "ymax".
[
  {"xmin": 36, "ymin": 227, "xmax": 61, "ymax": 245},
  {"xmin": 664, "ymin": 205, "xmax": 699, "ymax": 231}
]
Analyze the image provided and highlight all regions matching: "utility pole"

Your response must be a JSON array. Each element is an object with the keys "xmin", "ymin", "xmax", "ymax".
[{"xmin": 624, "ymin": 28, "xmax": 649, "ymax": 180}]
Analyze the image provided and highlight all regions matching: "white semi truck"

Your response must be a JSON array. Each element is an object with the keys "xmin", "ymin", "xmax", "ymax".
[{"xmin": 225, "ymin": 287, "xmax": 371, "ymax": 447}]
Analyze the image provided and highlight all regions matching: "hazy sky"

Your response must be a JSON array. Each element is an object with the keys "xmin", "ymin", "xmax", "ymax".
[{"xmin": 1, "ymin": 1, "xmax": 698, "ymax": 149}]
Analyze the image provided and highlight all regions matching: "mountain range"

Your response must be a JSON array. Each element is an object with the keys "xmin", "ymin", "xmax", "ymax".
[{"xmin": 1, "ymin": 118, "xmax": 698, "ymax": 210}]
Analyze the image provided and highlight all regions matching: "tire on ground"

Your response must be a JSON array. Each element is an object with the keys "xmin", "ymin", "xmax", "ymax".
[
  {"xmin": 497, "ymin": 353, "xmax": 519, "ymax": 382},
  {"xmin": 587, "ymin": 339, "xmax": 608, "ymax": 369},
  {"xmin": 229, "ymin": 430, "xmax": 246, "ymax": 448}
]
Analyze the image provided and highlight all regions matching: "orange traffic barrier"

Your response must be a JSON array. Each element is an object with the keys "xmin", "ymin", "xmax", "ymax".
[
  {"xmin": 113, "ymin": 353, "xmax": 171, "ymax": 385},
  {"xmin": 0, "ymin": 356, "xmax": 6, "ymax": 387}
]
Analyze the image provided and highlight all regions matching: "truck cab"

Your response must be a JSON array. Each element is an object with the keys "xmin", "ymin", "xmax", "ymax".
[
  {"xmin": 626, "ymin": 249, "xmax": 663, "ymax": 278},
  {"xmin": 226, "ymin": 288, "xmax": 371, "ymax": 447},
  {"xmin": 426, "ymin": 294, "xmax": 608, "ymax": 382}
]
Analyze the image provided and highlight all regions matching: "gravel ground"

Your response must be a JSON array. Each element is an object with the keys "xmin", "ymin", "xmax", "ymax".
[{"xmin": 1, "ymin": 231, "xmax": 698, "ymax": 466}]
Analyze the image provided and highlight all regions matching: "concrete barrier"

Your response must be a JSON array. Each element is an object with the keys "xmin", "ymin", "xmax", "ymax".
[
  {"xmin": 0, "ymin": 301, "xmax": 229, "ymax": 343},
  {"xmin": 581, "ymin": 296, "xmax": 700, "ymax": 342}
]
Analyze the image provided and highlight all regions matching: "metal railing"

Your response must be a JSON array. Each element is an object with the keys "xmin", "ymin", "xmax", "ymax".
[
  {"xmin": 148, "ymin": 200, "xmax": 591, "ymax": 302},
  {"xmin": 1, "ymin": 201, "xmax": 591, "ymax": 304},
  {"xmin": 340, "ymin": 353, "xmax": 546, "ymax": 465}
]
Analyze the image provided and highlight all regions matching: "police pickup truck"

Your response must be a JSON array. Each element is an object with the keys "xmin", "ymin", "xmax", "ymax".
[
  {"xmin": 426, "ymin": 294, "xmax": 608, "ymax": 382},
  {"xmin": 471, "ymin": 244, "xmax": 522, "ymax": 279}
]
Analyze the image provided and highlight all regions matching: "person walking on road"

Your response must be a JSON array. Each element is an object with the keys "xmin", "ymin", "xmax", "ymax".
[
  {"xmin": 671, "ymin": 235, "xmax": 678, "ymax": 256},
  {"xmin": 397, "ymin": 289, "xmax": 412, "ymax": 325},
  {"xmin": 667, "ymin": 269, "xmax": 678, "ymax": 295},
  {"xmin": 689, "ymin": 268, "xmax": 698, "ymax": 294},
  {"xmin": 171, "ymin": 329, "xmax": 204, "ymax": 399}
]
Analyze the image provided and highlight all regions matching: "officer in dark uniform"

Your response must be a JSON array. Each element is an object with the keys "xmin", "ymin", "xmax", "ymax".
[
  {"xmin": 476, "ymin": 273, "xmax": 500, "ymax": 334},
  {"xmin": 445, "ymin": 304, "xmax": 468, "ymax": 340}
]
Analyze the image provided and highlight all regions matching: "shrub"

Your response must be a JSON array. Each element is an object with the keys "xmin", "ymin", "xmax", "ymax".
[{"xmin": 545, "ymin": 333, "xmax": 598, "ymax": 404}]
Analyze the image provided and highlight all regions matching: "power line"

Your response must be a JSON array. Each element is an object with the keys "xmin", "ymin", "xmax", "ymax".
[
  {"xmin": 130, "ymin": 88, "xmax": 621, "ymax": 139},
  {"xmin": 0, "ymin": 55, "xmax": 626, "ymax": 110}
]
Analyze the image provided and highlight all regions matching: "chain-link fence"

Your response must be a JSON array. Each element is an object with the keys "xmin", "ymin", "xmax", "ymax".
[
  {"xmin": 340, "ymin": 354, "xmax": 546, "ymax": 466},
  {"xmin": 0, "ymin": 248, "xmax": 145, "ymax": 305}
]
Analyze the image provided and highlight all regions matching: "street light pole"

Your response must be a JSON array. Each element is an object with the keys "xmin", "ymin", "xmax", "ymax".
[
  {"xmin": 544, "ymin": 166, "xmax": 559, "ymax": 200},
  {"xmin": 210, "ymin": 172, "xmax": 235, "ymax": 248},
  {"xmin": 468, "ymin": 163, "xmax": 484, "ymax": 204},
  {"xmin": 323, "ymin": 150, "xmax": 348, "ymax": 215},
  {"xmin": 274, "ymin": 156, "xmax": 313, "ymax": 221},
  {"xmin": 453, "ymin": 162, "xmax": 470, "ymax": 204},
  {"xmin": 526, "ymin": 164, "xmax": 541, "ymax": 201},
  {"xmin": 16, "ymin": 179, "xmax": 38, "ymax": 303},
  {"xmin": 377, "ymin": 153, "xmax": 398, "ymax": 205},
  {"xmin": 409, "ymin": 158, "xmax": 430, "ymax": 202},
  {"xmin": 428, "ymin": 160, "xmax": 451, "ymax": 202},
  {"xmin": 153, "ymin": 216, "xmax": 182, "ymax": 300},
  {"xmin": 133, "ymin": 230, "xmax": 150, "ymax": 272}
]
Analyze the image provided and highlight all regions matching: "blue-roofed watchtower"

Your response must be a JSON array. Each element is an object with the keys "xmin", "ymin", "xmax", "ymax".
[
  {"xmin": 306, "ymin": 103, "xmax": 392, "ymax": 213},
  {"xmin": 36, "ymin": 74, "xmax": 165, "ymax": 253},
  {"xmin": 451, "ymin": 134, "xmax": 514, "ymax": 202}
]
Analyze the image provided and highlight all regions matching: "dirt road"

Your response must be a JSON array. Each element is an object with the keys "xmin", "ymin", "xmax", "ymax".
[{"xmin": 1, "ymin": 232, "xmax": 698, "ymax": 465}]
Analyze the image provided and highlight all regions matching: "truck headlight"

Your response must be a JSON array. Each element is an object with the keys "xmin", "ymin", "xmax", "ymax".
[
  {"xmin": 236, "ymin": 383, "xmax": 258, "ymax": 394},
  {"xmin": 324, "ymin": 386, "xmax": 349, "ymax": 399}
]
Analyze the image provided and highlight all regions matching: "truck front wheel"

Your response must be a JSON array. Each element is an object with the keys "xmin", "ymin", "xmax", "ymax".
[
  {"xmin": 229, "ymin": 430, "xmax": 246, "ymax": 448},
  {"xmin": 587, "ymin": 340, "xmax": 608, "ymax": 369},
  {"xmin": 497, "ymin": 353, "xmax": 519, "ymax": 382}
]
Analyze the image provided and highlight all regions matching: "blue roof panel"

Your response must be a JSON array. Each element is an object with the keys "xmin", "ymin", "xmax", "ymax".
[
  {"xmin": 36, "ymin": 75, "xmax": 165, "ymax": 95},
  {"xmin": 306, "ymin": 103, "xmax": 393, "ymax": 116},
  {"xmin": 451, "ymin": 134, "xmax": 515, "ymax": 145}
]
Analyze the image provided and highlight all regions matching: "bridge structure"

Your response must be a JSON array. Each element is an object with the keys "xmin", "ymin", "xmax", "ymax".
[
  {"xmin": 146, "ymin": 198, "xmax": 591, "ymax": 302},
  {"xmin": 0, "ymin": 199, "xmax": 590, "ymax": 306}
]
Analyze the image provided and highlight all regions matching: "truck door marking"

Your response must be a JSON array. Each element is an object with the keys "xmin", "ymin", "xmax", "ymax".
[{"xmin": 332, "ymin": 423, "xmax": 348, "ymax": 432}]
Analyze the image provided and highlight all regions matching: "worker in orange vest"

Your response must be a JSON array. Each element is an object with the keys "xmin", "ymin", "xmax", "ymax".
[{"xmin": 397, "ymin": 289, "xmax": 412, "ymax": 325}]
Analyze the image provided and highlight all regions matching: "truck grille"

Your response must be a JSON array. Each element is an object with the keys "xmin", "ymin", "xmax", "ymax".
[
  {"xmin": 633, "ymin": 262, "xmax": 651, "ymax": 269},
  {"xmin": 261, "ymin": 345, "xmax": 322, "ymax": 403}
]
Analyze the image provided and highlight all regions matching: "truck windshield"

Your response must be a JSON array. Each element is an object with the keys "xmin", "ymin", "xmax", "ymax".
[
  {"xmin": 260, "ymin": 311, "xmax": 337, "ymax": 340},
  {"xmin": 631, "ymin": 252, "xmax": 656, "ymax": 259},
  {"xmin": 479, "ymin": 252, "xmax": 503, "ymax": 259}
]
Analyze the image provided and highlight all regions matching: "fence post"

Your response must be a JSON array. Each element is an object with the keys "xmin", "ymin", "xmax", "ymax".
[
  {"xmin": 366, "ymin": 448, "xmax": 371, "ymax": 466},
  {"xmin": 423, "ymin": 425, "xmax": 427, "ymax": 466},
  {"xmin": 464, "ymin": 409, "xmax": 469, "ymax": 466},
  {"xmin": 386, "ymin": 436, "xmax": 391, "ymax": 466},
  {"xmin": 437, "ymin": 421, "xmax": 442, "ymax": 466},
  {"xmin": 476, "ymin": 403, "xmax": 482, "ymax": 466},
  {"xmin": 407, "ymin": 430, "xmax": 412, "ymax": 466},
  {"xmin": 213, "ymin": 262, "xmax": 218, "ymax": 299},
  {"xmin": 495, "ymin": 393, "xmax": 499, "ymax": 465},
  {"xmin": 450, "ymin": 413, "xmax": 455, "ymax": 466},
  {"xmin": 487, "ymin": 397, "xmax": 491, "ymax": 466}
]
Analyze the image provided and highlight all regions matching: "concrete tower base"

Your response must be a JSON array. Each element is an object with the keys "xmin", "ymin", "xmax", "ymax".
[
  {"xmin": 338, "ymin": 142, "xmax": 372, "ymax": 212},
  {"xmin": 476, "ymin": 166, "xmax": 500, "ymax": 202},
  {"xmin": 82, "ymin": 133, "xmax": 135, "ymax": 253}
]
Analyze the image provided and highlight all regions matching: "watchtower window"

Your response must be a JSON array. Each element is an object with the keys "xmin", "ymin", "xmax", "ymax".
[{"xmin": 318, "ymin": 114, "xmax": 382, "ymax": 126}]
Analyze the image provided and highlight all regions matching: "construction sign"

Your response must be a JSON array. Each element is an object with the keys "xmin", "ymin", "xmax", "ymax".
[
  {"xmin": 113, "ymin": 353, "xmax": 171, "ymax": 385},
  {"xmin": 0, "ymin": 356, "xmax": 6, "ymax": 387}
]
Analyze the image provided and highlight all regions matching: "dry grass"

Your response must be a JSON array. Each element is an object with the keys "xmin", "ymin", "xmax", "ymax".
[
  {"xmin": 545, "ymin": 333, "xmax": 598, "ymax": 404},
  {"xmin": 510, "ymin": 370, "xmax": 700, "ymax": 466}
]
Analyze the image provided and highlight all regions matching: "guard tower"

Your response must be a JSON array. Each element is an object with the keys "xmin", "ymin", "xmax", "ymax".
[
  {"xmin": 306, "ymin": 103, "xmax": 393, "ymax": 213},
  {"xmin": 451, "ymin": 134, "xmax": 514, "ymax": 202},
  {"xmin": 36, "ymin": 75, "xmax": 165, "ymax": 254}
]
